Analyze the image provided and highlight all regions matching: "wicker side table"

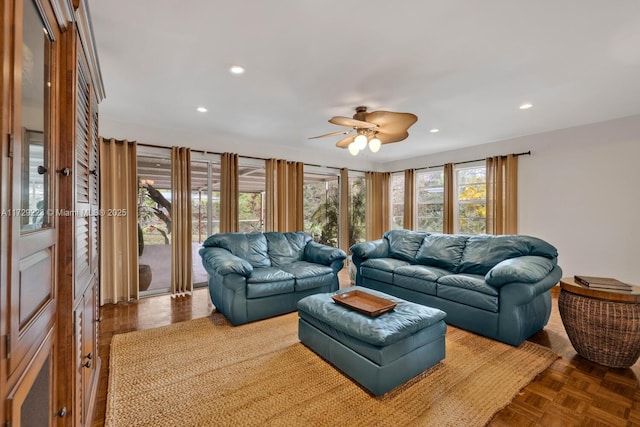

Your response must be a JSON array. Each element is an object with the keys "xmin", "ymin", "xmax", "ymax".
[{"xmin": 558, "ymin": 277, "xmax": 640, "ymax": 368}]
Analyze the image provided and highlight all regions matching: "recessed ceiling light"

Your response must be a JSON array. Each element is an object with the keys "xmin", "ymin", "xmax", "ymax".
[
  {"xmin": 230, "ymin": 65, "xmax": 245, "ymax": 75},
  {"xmin": 196, "ymin": 107, "xmax": 208, "ymax": 113},
  {"xmin": 429, "ymin": 128, "xmax": 440, "ymax": 133},
  {"xmin": 519, "ymin": 103, "xmax": 533, "ymax": 110}
]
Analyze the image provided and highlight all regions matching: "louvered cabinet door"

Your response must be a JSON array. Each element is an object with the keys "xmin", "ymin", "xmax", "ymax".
[
  {"xmin": 52, "ymin": 29, "xmax": 102, "ymax": 426},
  {"xmin": 75, "ymin": 57, "xmax": 92, "ymax": 301},
  {"xmin": 90, "ymin": 93, "xmax": 99, "ymax": 272},
  {"xmin": 73, "ymin": 276, "xmax": 98, "ymax": 427},
  {"xmin": 80, "ymin": 278, "xmax": 98, "ymax": 424},
  {"xmin": 70, "ymin": 42, "xmax": 100, "ymax": 426}
]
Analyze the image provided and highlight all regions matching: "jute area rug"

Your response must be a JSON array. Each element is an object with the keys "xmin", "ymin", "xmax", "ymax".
[{"xmin": 105, "ymin": 312, "xmax": 557, "ymax": 427}]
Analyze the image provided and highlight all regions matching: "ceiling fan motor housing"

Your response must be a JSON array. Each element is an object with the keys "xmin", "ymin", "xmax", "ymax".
[{"xmin": 353, "ymin": 106, "xmax": 368, "ymax": 121}]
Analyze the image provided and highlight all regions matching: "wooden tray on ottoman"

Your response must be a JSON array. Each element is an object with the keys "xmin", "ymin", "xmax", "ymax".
[{"xmin": 332, "ymin": 290, "xmax": 396, "ymax": 317}]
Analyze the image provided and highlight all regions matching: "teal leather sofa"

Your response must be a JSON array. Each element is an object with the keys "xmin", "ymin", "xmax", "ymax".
[
  {"xmin": 199, "ymin": 231, "xmax": 346, "ymax": 325},
  {"xmin": 350, "ymin": 229, "xmax": 562, "ymax": 346}
]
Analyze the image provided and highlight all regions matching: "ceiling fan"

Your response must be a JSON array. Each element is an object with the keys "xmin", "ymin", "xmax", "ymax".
[{"xmin": 309, "ymin": 106, "xmax": 418, "ymax": 155}]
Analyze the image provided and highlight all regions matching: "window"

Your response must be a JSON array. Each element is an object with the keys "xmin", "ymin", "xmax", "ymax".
[
  {"xmin": 209, "ymin": 162, "xmax": 221, "ymax": 235},
  {"xmin": 138, "ymin": 154, "xmax": 173, "ymax": 294},
  {"xmin": 391, "ymin": 173, "xmax": 404, "ymax": 229},
  {"xmin": 348, "ymin": 175, "xmax": 366, "ymax": 246},
  {"xmin": 303, "ymin": 171, "xmax": 339, "ymax": 246},
  {"xmin": 20, "ymin": 0, "xmax": 53, "ymax": 232},
  {"xmin": 456, "ymin": 165, "xmax": 486, "ymax": 234},
  {"xmin": 191, "ymin": 160, "xmax": 218, "ymax": 286},
  {"xmin": 138, "ymin": 151, "xmax": 222, "ymax": 293},
  {"xmin": 416, "ymin": 170, "xmax": 444, "ymax": 233},
  {"xmin": 238, "ymin": 160, "xmax": 265, "ymax": 232}
]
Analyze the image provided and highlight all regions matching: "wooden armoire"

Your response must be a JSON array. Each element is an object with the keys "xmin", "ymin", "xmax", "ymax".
[{"xmin": 0, "ymin": 0, "xmax": 104, "ymax": 425}]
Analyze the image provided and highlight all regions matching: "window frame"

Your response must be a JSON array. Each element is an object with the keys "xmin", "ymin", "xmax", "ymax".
[
  {"xmin": 415, "ymin": 167, "xmax": 444, "ymax": 233},
  {"xmin": 453, "ymin": 162, "xmax": 487, "ymax": 235}
]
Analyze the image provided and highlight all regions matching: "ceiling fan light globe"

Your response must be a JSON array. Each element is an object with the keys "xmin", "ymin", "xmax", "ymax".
[
  {"xmin": 369, "ymin": 138, "xmax": 381, "ymax": 153},
  {"xmin": 348, "ymin": 142, "xmax": 359, "ymax": 156},
  {"xmin": 354, "ymin": 134, "xmax": 367, "ymax": 150}
]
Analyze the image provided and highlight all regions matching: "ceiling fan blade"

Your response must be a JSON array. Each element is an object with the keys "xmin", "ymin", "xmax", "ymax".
[
  {"xmin": 329, "ymin": 116, "xmax": 378, "ymax": 129},
  {"xmin": 335, "ymin": 135, "xmax": 356, "ymax": 148},
  {"xmin": 376, "ymin": 131, "xmax": 410, "ymax": 144},
  {"xmin": 308, "ymin": 130, "xmax": 352, "ymax": 139},
  {"xmin": 365, "ymin": 111, "xmax": 418, "ymax": 133}
]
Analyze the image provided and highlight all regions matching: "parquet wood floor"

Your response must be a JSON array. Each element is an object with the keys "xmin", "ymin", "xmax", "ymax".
[{"xmin": 93, "ymin": 275, "xmax": 639, "ymax": 426}]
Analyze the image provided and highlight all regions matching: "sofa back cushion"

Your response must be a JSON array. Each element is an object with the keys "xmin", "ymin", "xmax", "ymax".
[
  {"xmin": 265, "ymin": 232, "xmax": 312, "ymax": 267},
  {"xmin": 202, "ymin": 232, "xmax": 271, "ymax": 268},
  {"xmin": 384, "ymin": 229, "xmax": 428, "ymax": 263},
  {"xmin": 458, "ymin": 234, "xmax": 558, "ymax": 275},
  {"xmin": 415, "ymin": 234, "xmax": 468, "ymax": 271}
]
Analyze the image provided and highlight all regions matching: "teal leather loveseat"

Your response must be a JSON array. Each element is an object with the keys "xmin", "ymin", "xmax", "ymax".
[
  {"xmin": 350, "ymin": 229, "xmax": 562, "ymax": 346},
  {"xmin": 199, "ymin": 231, "xmax": 346, "ymax": 325}
]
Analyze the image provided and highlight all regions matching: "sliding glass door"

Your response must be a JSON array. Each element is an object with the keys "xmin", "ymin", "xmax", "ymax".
[
  {"xmin": 238, "ymin": 159, "xmax": 265, "ymax": 232},
  {"xmin": 303, "ymin": 171, "xmax": 339, "ymax": 246},
  {"xmin": 137, "ymin": 155, "xmax": 172, "ymax": 295},
  {"xmin": 191, "ymin": 159, "xmax": 221, "ymax": 285}
]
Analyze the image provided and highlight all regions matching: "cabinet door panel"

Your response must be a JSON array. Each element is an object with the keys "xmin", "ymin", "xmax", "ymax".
[
  {"xmin": 7, "ymin": 328, "xmax": 54, "ymax": 427},
  {"xmin": 18, "ymin": 248, "xmax": 52, "ymax": 327},
  {"xmin": 8, "ymin": 0, "xmax": 58, "ymax": 380},
  {"xmin": 80, "ymin": 279, "xmax": 98, "ymax": 424}
]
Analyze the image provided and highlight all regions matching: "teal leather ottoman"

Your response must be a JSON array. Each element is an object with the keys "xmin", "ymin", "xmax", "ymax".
[{"xmin": 297, "ymin": 286, "xmax": 447, "ymax": 396}]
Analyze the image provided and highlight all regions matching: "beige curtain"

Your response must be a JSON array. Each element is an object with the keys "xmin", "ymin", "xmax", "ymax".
[
  {"xmin": 486, "ymin": 154, "xmax": 518, "ymax": 234},
  {"xmin": 265, "ymin": 159, "xmax": 304, "ymax": 232},
  {"xmin": 288, "ymin": 161, "xmax": 304, "ymax": 231},
  {"xmin": 403, "ymin": 169, "xmax": 416, "ymax": 230},
  {"xmin": 338, "ymin": 168, "xmax": 350, "ymax": 253},
  {"xmin": 99, "ymin": 138, "xmax": 138, "ymax": 304},
  {"xmin": 265, "ymin": 159, "xmax": 276, "ymax": 231},
  {"xmin": 365, "ymin": 172, "xmax": 391, "ymax": 240},
  {"xmin": 220, "ymin": 153, "xmax": 239, "ymax": 232},
  {"xmin": 443, "ymin": 163, "xmax": 454, "ymax": 234},
  {"xmin": 171, "ymin": 147, "xmax": 192, "ymax": 294}
]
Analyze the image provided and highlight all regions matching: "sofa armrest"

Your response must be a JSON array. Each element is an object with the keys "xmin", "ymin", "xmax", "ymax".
[
  {"xmin": 485, "ymin": 256, "xmax": 556, "ymax": 288},
  {"xmin": 304, "ymin": 241, "xmax": 347, "ymax": 266},
  {"xmin": 500, "ymin": 265, "xmax": 563, "ymax": 305},
  {"xmin": 199, "ymin": 247, "xmax": 254, "ymax": 277},
  {"xmin": 349, "ymin": 239, "xmax": 390, "ymax": 260}
]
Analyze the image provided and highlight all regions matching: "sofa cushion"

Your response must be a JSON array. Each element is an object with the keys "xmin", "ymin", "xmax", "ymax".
[
  {"xmin": 458, "ymin": 234, "xmax": 558, "ymax": 275},
  {"xmin": 264, "ymin": 232, "xmax": 312, "ymax": 267},
  {"xmin": 203, "ymin": 232, "xmax": 271, "ymax": 268},
  {"xmin": 437, "ymin": 274, "xmax": 499, "ymax": 312},
  {"xmin": 415, "ymin": 234, "xmax": 468, "ymax": 271},
  {"xmin": 384, "ymin": 229, "xmax": 428, "ymax": 263},
  {"xmin": 361, "ymin": 258, "xmax": 411, "ymax": 284},
  {"xmin": 279, "ymin": 261, "xmax": 334, "ymax": 292},
  {"xmin": 485, "ymin": 256, "xmax": 556, "ymax": 288},
  {"xmin": 246, "ymin": 267, "xmax": 295, "ymax": 298},
  {"xmin": 393, "ymin": 265, "xmax": 450, "ymax": 295}
]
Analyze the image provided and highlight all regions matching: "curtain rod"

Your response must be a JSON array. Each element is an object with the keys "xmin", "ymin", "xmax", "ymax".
[
  {"xmin": 136, "ymin": 143, "xmax": 529, "ymax": 175},
  {"xmin": 388, "ymin": 150, "xmax": 531, "ymax": 174},
  {"xmin": 136, "ymin": 142, "xmax": 369, "ymax": 173}
]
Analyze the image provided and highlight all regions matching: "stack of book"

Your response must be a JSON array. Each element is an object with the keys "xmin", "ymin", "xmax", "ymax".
[{"xmin": 574, "ymin": 275, "xmax": 633, "ymax": 291}]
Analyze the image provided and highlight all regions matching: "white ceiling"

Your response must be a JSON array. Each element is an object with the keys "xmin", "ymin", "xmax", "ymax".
[{"xmin": 89, "ymin": 0, "xmax": 640, "ymax": 169}]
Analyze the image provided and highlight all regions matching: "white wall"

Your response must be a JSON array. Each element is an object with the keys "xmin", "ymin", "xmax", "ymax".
[
  {"xmin": 99, "ymin": 118, "xmax": 376, "ymax": 171},
  {"xmin": 105, "ymin": 111, "xmax": 640, "ymax": 283},
  {"xmin": 385, "ymin": 115, "xmax": 640, "ymax": 284}
]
